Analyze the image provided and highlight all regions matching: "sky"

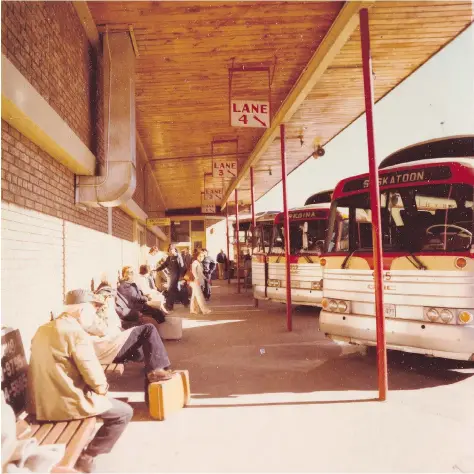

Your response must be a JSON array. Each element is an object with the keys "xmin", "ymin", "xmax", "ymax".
[{"xmin": 255, "ymin": 24, "xmax": 474, "ymax": 213}]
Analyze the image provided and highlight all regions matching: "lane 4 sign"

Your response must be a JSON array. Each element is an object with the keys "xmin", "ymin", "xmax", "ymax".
[{"xmin": 231, "ymin": 100, "xmax": 270, "ymax": 128}]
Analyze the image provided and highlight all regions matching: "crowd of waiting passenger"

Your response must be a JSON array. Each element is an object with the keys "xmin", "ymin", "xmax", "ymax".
[{"xmin": 2, "ymin": 245, "xmax": 229, "ymax": 473}]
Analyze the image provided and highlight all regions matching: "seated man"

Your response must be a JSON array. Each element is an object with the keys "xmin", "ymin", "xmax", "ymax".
[
  {"xmin": 28, "ymin": 290, "xmax": 134, "ymax": 473},
  {"xmin": 136, "ymin": 265, "xmax": 169, "ymax": 314},
  {"xmin": 118, "ymin": 266, "xmax": 166, "ymax": 324}
]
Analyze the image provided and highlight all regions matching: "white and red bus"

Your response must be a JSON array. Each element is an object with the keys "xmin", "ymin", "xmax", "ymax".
[
  {"xmin": 232, "ymin": 211, "xmax": 279, "ymax": 277},
  {"xmin": 320, "ymin": 136, "xmax": 474, "ymax": 361},
  {"xmin": 253, "ymin": 192, "xmax": 337, "ymax": 306}
]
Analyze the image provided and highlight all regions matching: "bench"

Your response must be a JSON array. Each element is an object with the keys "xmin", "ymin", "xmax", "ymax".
[
  {"xmin": 102, "ymin": 363, "xmax": 124, "ymax": 376},
  {"xmin": 1, "ymin": 327, "xmax": 96, "ymax": 470}
]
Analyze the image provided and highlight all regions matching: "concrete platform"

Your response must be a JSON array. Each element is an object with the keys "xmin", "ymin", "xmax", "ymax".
[{"xmin": 99, "ymin": 280, "xmax": 474, "ymax": 473}]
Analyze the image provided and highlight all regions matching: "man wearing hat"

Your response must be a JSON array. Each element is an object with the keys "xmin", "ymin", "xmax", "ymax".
[{"xmin": 28, "ymin": 289, "xmax": 173, "ymax": 473}]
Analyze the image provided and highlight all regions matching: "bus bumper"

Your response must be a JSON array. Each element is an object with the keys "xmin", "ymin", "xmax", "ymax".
[
  {"xmin": 320, "ymin": 311, "xmax": 474, "ymax": 361},
  {"xmin": 254, "ymin": 286, "xmax": 322, "ymax": 306}
]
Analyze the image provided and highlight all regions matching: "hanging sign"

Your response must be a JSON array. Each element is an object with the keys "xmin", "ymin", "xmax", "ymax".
[
  {"xmin": 201, "ymin": 204, "xmax": 216, "ymax": 214},
  {"xmin": 201, "ymin": 192, "xmax": 216, "ymax": 214},
  {"xmin": 212, "ymin": 159, "xmax": 237, "ymax": 178},
  {"xmin": 231, "ymin": 100, "xmax": 270, "ymax": 128},
  {"xmin": 204, "ymin": 188, "xmax": 223, "ymax": 202},
  {"xmin": 146, "ymin": 217, "xmax": 171, "ymax": 227}
]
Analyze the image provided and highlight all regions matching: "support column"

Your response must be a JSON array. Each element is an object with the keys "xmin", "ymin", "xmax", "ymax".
[
  {"xmin": 360, "ymin": 8, "xmax": 388, "ymax": 401},
  {"xmin": 250, "ymin": 167, "xmax": 256, "ymax": 251},
  {"xmin": 250, "ymin": 167, "xmax": 258, "ymax": 307},
  {"xmin": 226, "ymin": 206, "xmax": 231, "ymax": 285},
  {"xmin": 235, "ymin": 189, "xmax": 241, "ymax": 294},
  {"xmin": 280, "ymin": 124, "xmax": 292, "ymax": 332}
]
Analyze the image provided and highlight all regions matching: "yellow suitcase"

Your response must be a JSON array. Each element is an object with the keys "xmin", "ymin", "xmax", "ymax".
[{"xmin": 148, "ymin": 370, "xmax": 190, "ymax": 421}]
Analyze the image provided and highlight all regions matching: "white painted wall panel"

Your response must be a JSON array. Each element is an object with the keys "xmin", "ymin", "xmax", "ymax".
[{"xmin": 1, "ymin": 203, "xmax": 64, "ymax": 355}]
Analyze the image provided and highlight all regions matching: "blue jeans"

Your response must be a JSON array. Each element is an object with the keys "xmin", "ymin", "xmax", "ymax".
[{"xmin": 113, "ymin": 324, "xmax": 170, "ymax": 373}]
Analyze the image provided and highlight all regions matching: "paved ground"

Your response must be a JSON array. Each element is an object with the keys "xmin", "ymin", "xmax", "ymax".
[{"xmin": 98, "ymin": 280, "xmax": 474, "ymax": 473}]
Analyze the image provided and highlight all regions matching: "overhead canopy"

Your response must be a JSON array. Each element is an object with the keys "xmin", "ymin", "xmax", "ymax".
[{"xmin": 88, "ymin": 1, "xmax": 473, "ymax": 214}]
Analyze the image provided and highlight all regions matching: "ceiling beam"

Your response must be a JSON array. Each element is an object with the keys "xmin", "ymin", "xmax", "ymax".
[
  {"xmin": 72, "ymin": 1, "xmax": 100, "ymax": 50},
  {"xmin": 220, "ymin": 0, "xmax": 374, "ymax": 208}
]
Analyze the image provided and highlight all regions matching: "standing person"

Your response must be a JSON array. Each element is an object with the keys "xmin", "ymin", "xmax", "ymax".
[
  {"xmin": 189, "ymin": 252, "xmax": 211, "ymax": 315},
  {"xmin": 156, "ymin": 245, "xmax": 187, "ymax": 310},
  {"xmin": 216, "ymin": 249, "xmax": 227, "ymax": 280},
  {"xmin": 147, "ymin": 246, "xmax": 160, "ymax": 270},
  {"xmin": 244, "ymin": 250, "xmax": 252, "ymax": 288},
  {"xmin": 181, "ymin": 247, "xmax": 192, "ymax": 272},
  {"xmin": 118, "ymin": 266, "xmax": 166, "ymax": 324},
  {"xmin": 201, "ymin": 249, "xmax": 216, "ymax": 301},
  {"xmin": 27, "ymin": 290, "xmax": 135, "ymax": 473}
]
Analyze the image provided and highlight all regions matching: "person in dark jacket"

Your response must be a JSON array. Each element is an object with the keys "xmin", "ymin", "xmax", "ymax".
[
  {"xmin": 181, "ymin": 247, "xmax": 192, "ymax": 272},
  {"xmin": 96, "ymin": 278, "xmax": 141, "ymax": 329},
  {"xmin": 201, "ymin": 249, "xmax": 216, "ymax": 301},
  {"xmin": 156, "ymin": 245, "xmax": 189, "ymax": 310},
  {"xmin": 216, "ymin": 249, "xmax": 227, "ymax": 280},
  {"xmin": 117, "ymin": 266, "xmax": 166, "ymax": 325}
]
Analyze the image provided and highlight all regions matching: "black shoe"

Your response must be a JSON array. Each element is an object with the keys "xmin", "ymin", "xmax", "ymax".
[{"xmin": 75, "ymin": 453, "xmax": 96, "ymax": 473}]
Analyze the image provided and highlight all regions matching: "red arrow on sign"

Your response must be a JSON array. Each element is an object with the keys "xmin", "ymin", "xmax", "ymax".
[{"xmin": 253, "ymin": 115, "xmax": 267, "ymax": 127}]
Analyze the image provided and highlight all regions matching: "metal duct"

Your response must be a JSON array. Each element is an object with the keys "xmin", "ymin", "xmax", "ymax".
[{"xmin": 76, "ymin": 32, "xmax": 136, "ymax": 207}]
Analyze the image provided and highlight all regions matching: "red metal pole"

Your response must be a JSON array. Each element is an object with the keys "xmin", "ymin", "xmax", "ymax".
[
  {"xmin": 360, "ymin": 8, "xmax": 388, "ymax": 401},
  {"xmin": 250, "ymin": 167, "xmax": 256, "ymax": 251},
  {"xmin": 250, "ymin": 167, "xmax": 258, "ymax": 307},
  {"xmin": 226, "ymin": 205, "xmax": 231, "ymax": 285},
  {"xmin": 280, "ymin": 124, "xmax": 292, "ymax": 332},
  {"xmin": 235, "ymin": 189, "xmax": 241, "ymax": 294}
]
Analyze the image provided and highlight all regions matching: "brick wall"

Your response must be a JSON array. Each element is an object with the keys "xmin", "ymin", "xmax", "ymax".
[
  {"xmin": 2, "ymin": 120, "xmax": 109, "ymax": 231},
  {"xmin": 1, "ymin": 1, "xmax": 96, "ymax": 152},
  {"xmin": 112, "ymin": 208, "xmax": 134, "ymax": 242},
  {"xmin": 146, "ymin": 229, "xmax": 157, "ymax": 248}
]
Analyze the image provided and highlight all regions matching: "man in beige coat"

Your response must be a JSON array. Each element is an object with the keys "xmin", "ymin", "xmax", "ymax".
[{"xmin": 28, "ymin": 290, "xmax": 133, "ymax": 473}]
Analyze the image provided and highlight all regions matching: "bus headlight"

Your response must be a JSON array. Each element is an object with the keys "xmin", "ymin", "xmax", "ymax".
[
  {"xmin": 328, "ymin": 300, "xmax": 338, "ymax": 312},
  {"xmin": 267, "ymin": 279, "xmax": 280, "ymax": 288},
  {"xmin": 439, "ymin": 309, "xmax": 453, "ymax": 324},
  {"xmin": 458, "ymin": 311, "xmax": 473, "ymax": 325},
  {"xmin": 337, "ymin": 300, "xmax": 348, "ymax": 313},
  {"xmin": 425, "ymin": 308, "xmax": 439, "ymax": 322},
  {"xmin": 311, "ymin": 280, "xmax": 323, "ymax": 290},
  {"xmin": 321, "ymin": 298, "xmax": 329, "ymax": 310}
]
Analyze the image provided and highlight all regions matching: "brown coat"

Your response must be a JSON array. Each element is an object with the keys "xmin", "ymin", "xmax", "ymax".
[{"xmin": 28, "ymin": 315, "xmax": 112, "ymax": 421}]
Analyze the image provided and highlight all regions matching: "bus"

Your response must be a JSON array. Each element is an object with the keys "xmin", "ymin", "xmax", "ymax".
[
  {"xmin": 253, "ymin": 191, "xmax": 336, "ymax": 306},
  {"xmin": 232, "ymin": 211, "xmax": 279, "ymax": 278},
  {"xmin": 320, "ymin": 136, "xmax": 474, "ymax": 361}
]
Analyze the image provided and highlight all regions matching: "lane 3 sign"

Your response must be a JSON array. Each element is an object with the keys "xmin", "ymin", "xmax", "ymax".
[
  {"xmin": 213, "ymin": 159, "xmax": 237, "ymax": 178},
  {"xmin": 231, "ymin": 100, "xmax": 270, "ymax": 128}
]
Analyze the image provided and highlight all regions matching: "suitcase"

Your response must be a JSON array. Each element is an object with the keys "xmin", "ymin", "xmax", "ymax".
[
  {"xmin": 157, "ymin": 316, "xmax": 182, "ymax": 340},
  {"xmin": 148, "ymin": 370, "xmax": 190, "ymax": 421}
]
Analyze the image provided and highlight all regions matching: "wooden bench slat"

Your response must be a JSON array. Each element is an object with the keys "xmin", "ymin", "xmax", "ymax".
[
  {"xmin": 42, "ymin": 421, "xmax": 69, "ymax": 445},
  {"xmin": 55, "ymin": 420, "xmax": 82, "ymax": 445},
  {"xmin": 33, "ymin": 423, "xmax": 55, "ymax": 443},
  {"xmin": 57, "ymin": 418, "xmax": 96, "ymax": 468},
  {"xmin": 113, "ymin": 364, "xmax": 125, "ymax": 375},
  {"xmin": 16, "ymin": 419, "xmax": 33, "ymax": 440}
]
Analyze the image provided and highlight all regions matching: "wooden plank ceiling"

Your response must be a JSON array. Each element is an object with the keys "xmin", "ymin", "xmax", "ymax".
[{"xmin": 88, "ymin": 1, "xmax": 473, "ymax": 213}]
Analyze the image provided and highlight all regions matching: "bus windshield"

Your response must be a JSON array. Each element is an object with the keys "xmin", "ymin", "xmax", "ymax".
[
  {"xmin": 256, "ymin": 223, "xmax": 274, "ymax": 253},
  {"xmin": 327, "ymin": 183, "xmax": 473, "ymax": 253},
  {"xmin": 272, "ymin": 219, "xmax": 328, "ymax": 254}
]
